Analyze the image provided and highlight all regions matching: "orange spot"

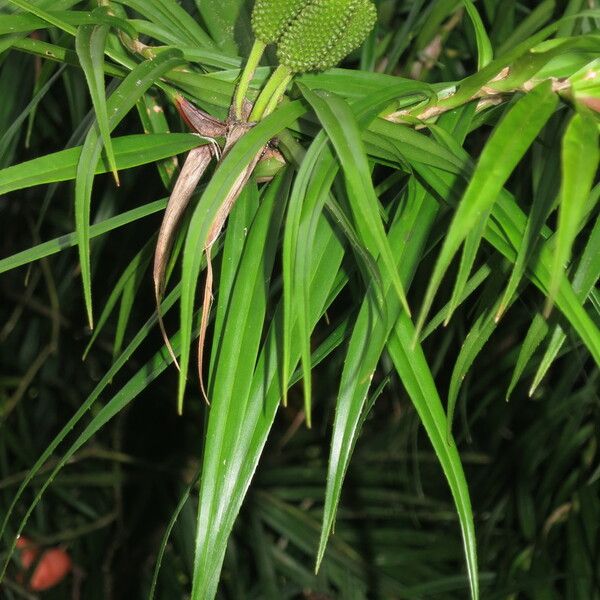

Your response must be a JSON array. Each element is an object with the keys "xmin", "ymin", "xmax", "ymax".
[
  {"xmin": 16, "ymin": 536, "xmax": 72, "ymax": 591},
  {"xmin": 29, "ymin": 548, "xmax": 71, "ymax": 591}
]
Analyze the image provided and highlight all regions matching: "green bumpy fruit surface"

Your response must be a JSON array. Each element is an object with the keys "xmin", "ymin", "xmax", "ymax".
[
  {"xmin": 327, "ymin": 0, "xmax": 377, "ymax": 69},
  {"xmin": 251, "ymin": 0, "xmax": 309, "ymax": 45},
  {"xmin": 277, "ymin": 0, "xmax": 376, "ymax": 72}
]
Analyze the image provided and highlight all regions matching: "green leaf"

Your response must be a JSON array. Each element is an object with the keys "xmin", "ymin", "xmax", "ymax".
[
  {"xmin": 0, "ymin": 8, "xmax": 137, "ymax": 37},
  {"xmin": 506, "ymin": 312, "xmax": 549, "ymax": 399},
  {"xmin": 76, "ymin": 24, "xmax": 119, "ymax": 184},
  {"xmin": 282, "ymin": 131, "xmax": 333, "ymax": 423},
  {"xmin": 83, "ymin": 238, "xmax": 154, "ymax": 360},
  {"xmin": 421, "ymin": 264, "xmax": 492, "ymax": 341},
  {"xmin": 496, "ymin": 114, "xmax": 564, "ymax": 319},
  {"xmin": 150, "ymin": 470, "xmax": 201, "ymax": 600},
  {"xmin": 7, "ymin": 0, "xmax": 76, "ymax": 35},
  {"xmin": 547, "ymin": 110, "xmax": 599, "ymax": 313},
  {"xmin": 496, "ymin": 0, "xmax": 556, "ymax": 57},
  {"xmin": 191, "ymin": 171, "xmax": 289, "ymax": 599},
  {"xmin": 114, "ymin": 0, "xmax": 216, "ymax": 49},
  {"xmin": 113, "ymin": 253, "xmax": 146, "ymax": 360},
  {"xmin": 531, "ymin": 207, "xmax": 600, "ymax": 393},
  {"xmin": 0, "ymin": 199, "xmax": 167, "ymax": 275},
  {"xmin": 74, "ymin": 48, "xmax": 184, "ymax": 328},
  {"xmin": 6, "ymin": 35, "xmax": 127, "ymax": 78},
  {"xmin": 318, "ymin": 180, "xmax": 439, "ymax": 572},
  {"xmin": 444, "ymin": 222, "xmax": 488, "ymax": 326},
  {"xmin": 191, "ymin": 208, "xmax": 347, "ymax": 600},
  {"xmin": 194, "ymin": 0, "xmax": 252, "ymax": 55},
  {"xmin": 136, "ymin": 94, "xmax": 178, "ymax": 189},
  {"xmin": 462, "ymin": 0, "xmax": 493, "ymax": 69},
  {"xmin": 414, "ymin": 158, "xmax": 600, "ymax": 373},
  {"xmin": 387, "ymin": 314, "xmax": 479, "ymax": 600},
  {"xmin": 283, "ymin": 82, "xmax": 429, "ymax": 426},
  {"xmin": 0, "ymin": 133, "xmax": 200, "ymax": 195},
  {"xmin": 415, "ymin": 81, "xmax": 558, "ymax": 339},
  {"xmin": 208, "ymin": 183, "xmax": 260, "ymax": 385},
  {"xmin": 447, "ymin": 266, "xmax": 509, "ymax": 429},
  {"xmin": 300, "ymin": 87, "xmax": 411, "ymax": 317}
]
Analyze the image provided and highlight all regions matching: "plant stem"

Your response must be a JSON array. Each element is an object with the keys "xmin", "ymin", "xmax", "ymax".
[
  {"xmin": 249, "ymin": 64, "xmax": 292, "ymax": 122},
  {"xmin": 233, "ymin": 39, "xmax": 265, "ymax": 120},
  {"xmin": 261, "ymin": 71, "xmax": 293, "ymax": 118}
]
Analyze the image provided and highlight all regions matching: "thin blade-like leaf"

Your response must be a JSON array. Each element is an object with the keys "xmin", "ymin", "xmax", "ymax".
[
  {"xmin": 0, "ymin": 132, "xmax": 201, "ymax": 195},
  {"xmin": 415, "ymin": 81, "xmax": 558, "ymax": 339},
  {"xmin": 75, "ymin": 48, "xmax": 184, "ymax": 328},
  {"xmin": 462, "ymin": 0, "xmax": 493, "ymax": 69},
  {"xmin": 546, "ymin": 110, "xmax": 599, "ymax": 313},
  {"xmin": 300, "ymin": 87, "xmax": 411, "ymax": 317},
  {"xmin": 76, "ymin": 24, "xmax": 119, "ymax": 183}
]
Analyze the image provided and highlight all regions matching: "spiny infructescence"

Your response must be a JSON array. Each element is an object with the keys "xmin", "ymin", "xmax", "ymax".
[
  {"xmin": 252, "ymin": 0, "xmax": 308, "ymax": 45},
  {"xmin": 277, "ymin": 0, "xmax": 360, "ymax": 72},
  {"xmin": 324, "ymin": 0, "xmax": 377, "ymax": 70},
  {"xmin": 235, "ymin": 0, "xmax": 377, "ymax": 121}
]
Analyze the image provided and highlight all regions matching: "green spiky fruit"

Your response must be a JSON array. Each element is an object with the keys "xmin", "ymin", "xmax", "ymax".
[
  {"xmin": 251, "ymin": 0, "xmax": 309, "ymax": 45},
  {"xmin": 276, "ymin": 0, "xmax": 376, "ymax": 73},
  {"xmin": 327, "ymin": 0, "xmax": 377, "ymax": 70}
]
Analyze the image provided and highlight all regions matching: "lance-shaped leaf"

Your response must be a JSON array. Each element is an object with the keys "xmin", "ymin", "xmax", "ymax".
[
  {"xmin": 414, "ymin": 80, "xmax": 558, "ymax": 339},
  {"xmin": 75, "ymin": 48, "xmax": 184, "ymax": 329},
  {"xmin": 318, "ymin": 181, "xmax": 438, "ymax": 572},
  {"xmin": 546, "ymin": 109, "xmax": 599, "ymax": 314},
  {"xmin": 0, "ymin": 132, "xmax": 200, "ymax": 195},
  {"xmin": 300, "ymin": 86, "xmax": 411, "ymax": 316},
  {"xmin": 76, "ymin": 23, "xmax": 119, "ymax": 184}
]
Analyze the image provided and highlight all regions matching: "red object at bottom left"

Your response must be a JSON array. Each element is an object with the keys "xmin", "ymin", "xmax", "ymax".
[{"xmin": 15, "ymin": 536, "xmax": 72, "ymax": 591}]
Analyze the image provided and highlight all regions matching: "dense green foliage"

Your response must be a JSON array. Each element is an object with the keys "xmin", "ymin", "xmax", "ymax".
[{"xmin": 0, "ymin": 0, "xmax": 599, "ymax": 598}]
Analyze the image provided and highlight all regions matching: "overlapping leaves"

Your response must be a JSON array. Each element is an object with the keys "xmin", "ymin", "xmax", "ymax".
[{"xmin": 1, "ymin": 3, "xmax": 599, "ymax": 600}]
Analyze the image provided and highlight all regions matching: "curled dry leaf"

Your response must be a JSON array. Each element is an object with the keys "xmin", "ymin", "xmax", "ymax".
[
  {"xmin": 155, "ymin": 95, "xmax": 280, "ymax": 406},
  {"xmin": 174, "ymin": 95, "xmax": 228, "ymax": 138},
  {"xmin": 153, "ymin": 144, "xmax": 214, "ymax": 368}
]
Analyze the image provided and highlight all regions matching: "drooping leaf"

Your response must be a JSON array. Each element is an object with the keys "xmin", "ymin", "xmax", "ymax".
[
  {"xmin": 415, "ymin": 81, "xmax": 558, "ymax": 339},
  {"xmin": 74, "ymin": 49, "xmax": 184, "ymax": 328},
  {"xmin": 191, "ymin": 171, "xmax": 289, "ymax": 599},
  {"xmin": 462, "ymin": 0, "xmax": 493, "ymax": 69},
  {"xmin": 318, "ymin": 180, "xmax": 438, "ymax": 571},
  {"xmin": 531, "ymin": 207, "xmax": 600, "ymax": 393},
  {"xmin": 546, "ymin": 110, "xmax": 599, "ymax": 313},
  {"xmin": 76, "ymin": 23, "xmax": 119, "ymax": 184},
  {"xmin": 301, "ymin": 87, "xmax": 411, "ymax": 317},
  {"xmin": 0, "ymin": 133, "xmax": 200, "ymax": 195}
]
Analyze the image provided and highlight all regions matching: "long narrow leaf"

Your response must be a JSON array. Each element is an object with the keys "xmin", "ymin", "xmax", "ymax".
[
  {"xmin": 75, "ymin": 49, "xmax": 184, "ymax": 328},
  {"xmin": 0, "ymin": 133, "xmax": 201, "ymax": 195},
  {"xmin": 415, "ymin": 81, "xmax": 558, "ymax": 338},
  {"xmin": 76, "ymin": 23, "xmax": 119, "ymax": 183},
  {"xmin": 546, "ymin": 110, "xmax": 599, "ymax": 312}
]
